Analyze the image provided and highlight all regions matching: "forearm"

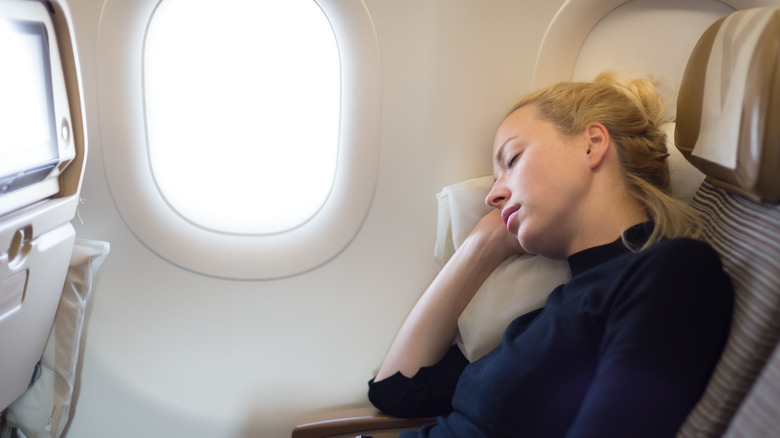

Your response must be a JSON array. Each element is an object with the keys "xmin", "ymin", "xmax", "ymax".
[{"xmin": 374, "ymin": 231, "xmax": 509, "ymax": 381}]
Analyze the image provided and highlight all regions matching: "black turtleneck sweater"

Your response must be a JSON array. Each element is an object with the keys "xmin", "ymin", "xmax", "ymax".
[{"xmin": 368, "ymin": 224, "xmax": 733, "ymax": 437}]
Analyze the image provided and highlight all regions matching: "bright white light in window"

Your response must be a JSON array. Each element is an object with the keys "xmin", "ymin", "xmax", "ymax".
[{"xmin": 144, "ymin": 0, "xmax": 340, "ymax": 234}]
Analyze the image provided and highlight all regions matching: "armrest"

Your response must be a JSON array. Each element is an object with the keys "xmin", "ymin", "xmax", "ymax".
[{"xmin": 292, "ymin": 407, "xmax": 435, "ymax": 438}]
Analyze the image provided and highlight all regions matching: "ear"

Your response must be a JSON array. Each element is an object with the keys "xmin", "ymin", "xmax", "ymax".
[{"xmin": 583, "ymin": 122, "xmax": 610, "ymax": 170}]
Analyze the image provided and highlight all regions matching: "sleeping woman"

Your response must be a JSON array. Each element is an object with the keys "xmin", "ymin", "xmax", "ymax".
[{"xmin": 367, "ymin": 72, "xmax": 734, "ymax": 437}]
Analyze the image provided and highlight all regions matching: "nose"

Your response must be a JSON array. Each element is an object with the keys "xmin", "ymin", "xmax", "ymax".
[{"xmin": 486, "ymin": 178, "xmax": 508, "ymax": 209}]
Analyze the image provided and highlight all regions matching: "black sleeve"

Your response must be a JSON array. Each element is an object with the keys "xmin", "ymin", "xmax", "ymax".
[{"xmin": 367, "ymin": 344, "xmax": 469, "ymax": 418}]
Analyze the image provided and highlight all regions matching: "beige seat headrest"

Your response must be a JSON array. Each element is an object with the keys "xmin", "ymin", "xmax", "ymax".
[{"xmin": 676, "ymin": 6, "xmax": 780, "ymax": 202}]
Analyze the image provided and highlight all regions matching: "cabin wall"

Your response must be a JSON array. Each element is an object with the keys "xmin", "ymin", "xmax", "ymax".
[{"xmin": 64, "ymin": 0, "xmax": 562, "ymax": 436}]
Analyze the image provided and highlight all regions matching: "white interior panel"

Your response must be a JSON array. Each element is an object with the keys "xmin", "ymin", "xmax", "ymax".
[
  {"xmin": 534, "ymin": 0, "xmax": 780, "ymax": 89},
  {"xmin": 571, "ymin": 0, "xmax": 734, "ymax": 117}
]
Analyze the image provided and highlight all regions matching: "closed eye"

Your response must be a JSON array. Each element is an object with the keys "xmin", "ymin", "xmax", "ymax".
[{"xmin": 506, "ymin": 153, "xmax": 520, "ymax": 169}]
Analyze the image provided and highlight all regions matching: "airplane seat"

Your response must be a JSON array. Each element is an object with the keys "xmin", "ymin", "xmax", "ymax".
[
  {"xmin": 674, "ymin": 6, "xmax": 780, "ymax": 437},
  {"xmin": 292, "ymin": 4, "xmax": 780, "ymax": 438},
  {"xmin": 0, "ymin": 0, "xmax": 95, "ymax": 437}
]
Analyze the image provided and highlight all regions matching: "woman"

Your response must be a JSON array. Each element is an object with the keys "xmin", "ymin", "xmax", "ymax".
[{"xmin": 368, "ymin": 73, "xmax": 734, "ymax": 437}]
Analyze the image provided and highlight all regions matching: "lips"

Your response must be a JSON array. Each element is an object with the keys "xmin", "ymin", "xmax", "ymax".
[{"xmin": 501, "ymin": 205, "xmax": 520, "ymax": 231}]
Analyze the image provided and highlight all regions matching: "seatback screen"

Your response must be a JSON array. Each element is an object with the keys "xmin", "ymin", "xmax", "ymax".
[{"xmin": 0, "ymin": 19, "xmax": 58, "ymax": 194}]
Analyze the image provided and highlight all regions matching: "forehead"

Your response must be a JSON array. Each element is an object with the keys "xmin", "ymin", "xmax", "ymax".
[
  {"xmin": 493, "ymin": 105, "xmax": 541, "ymax": 159},
  {"xmin": 495, "ymin": 104, "xmax": 539, "ymax": 141}
]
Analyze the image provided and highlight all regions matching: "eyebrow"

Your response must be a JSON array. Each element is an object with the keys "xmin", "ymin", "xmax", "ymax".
[{"xmin": 495, "ymin": 136, "xmax": 517, "ymax": 166}]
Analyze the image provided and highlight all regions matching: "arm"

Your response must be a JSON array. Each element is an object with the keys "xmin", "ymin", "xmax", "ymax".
[{"xmin": 374, "ymin": 209, "xmax": 523, "ymax": 382}]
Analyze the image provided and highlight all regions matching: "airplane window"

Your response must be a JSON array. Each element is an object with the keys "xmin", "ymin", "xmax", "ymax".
[
  {"xmin": 144, "ymin": 0, "xmax": 340, "ymax": 234},
  {"xmin": 98, "ymin": 0, "xmax": 380, "ymax": 279}
]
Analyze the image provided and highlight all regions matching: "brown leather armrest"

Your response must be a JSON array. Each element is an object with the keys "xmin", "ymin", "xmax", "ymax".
[{"xmin": 292, "ymin": 407, "xmax": 435, "ymax": 438}]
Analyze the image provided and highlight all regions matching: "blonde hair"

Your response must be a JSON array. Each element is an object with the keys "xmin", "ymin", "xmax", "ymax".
[{"xmin": 508, "ymin": 72, "xmax": 702, "ymax": 249}]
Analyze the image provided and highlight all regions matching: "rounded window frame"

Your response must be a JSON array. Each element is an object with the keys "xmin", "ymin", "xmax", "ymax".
[
  {"xmin": 532, "ymin": 0, "xmax": 776, "ymax": 88},
  {"xmin": 98, "ymin": 0, "xmax": 381, "ymax": 279}
]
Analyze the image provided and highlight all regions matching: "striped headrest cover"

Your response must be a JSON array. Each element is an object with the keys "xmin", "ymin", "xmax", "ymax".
[
  {"xmin": 675, "ymin": 6, "xmax": 780, "ymax": 438},
  {"xmin": 675, "ymin": 6, "xmax": 780, "ymax": 202}
]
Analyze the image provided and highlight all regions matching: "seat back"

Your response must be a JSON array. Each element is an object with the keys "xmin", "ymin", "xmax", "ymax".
[
  {"xmin": 0, "ymin": 0, "xmax": 86, "ymax": 414},
  {"xmin": 722, "ymin": 322, "xmax": 780, "ymax": 437},
  {"xmin": 674, "ymin": 6, "xmax": 780, "ymax": 437}
]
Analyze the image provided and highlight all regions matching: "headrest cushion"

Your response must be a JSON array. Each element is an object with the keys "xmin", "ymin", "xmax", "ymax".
[{"xmin": 675, "ymin": 6, "xmax": 780, "ymax": 202}]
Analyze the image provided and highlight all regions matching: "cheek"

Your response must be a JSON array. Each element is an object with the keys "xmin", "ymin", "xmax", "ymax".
[
  {"xmin": 528, "ymin": 154, "xmax": 580, "ymax": 194},
  {"xmin": 514, "ymin": 156, "xmax": 554, "ymax": 196}
]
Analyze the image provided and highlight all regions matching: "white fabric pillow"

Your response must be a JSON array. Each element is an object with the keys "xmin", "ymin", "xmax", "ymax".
[
  {"xmin": 7, "ymin": 239, "xmax": 110, "ymax": 438},
  {"xmin": 435, "ymin": 176, "xmax": 570, "ymax": 361}
]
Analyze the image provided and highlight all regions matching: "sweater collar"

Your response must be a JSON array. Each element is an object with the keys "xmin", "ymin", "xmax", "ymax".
[{"xmin": 566, "ymin": 222, "xmax": 654, "ymax": 278}]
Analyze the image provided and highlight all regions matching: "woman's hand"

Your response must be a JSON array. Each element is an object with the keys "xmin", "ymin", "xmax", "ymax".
[{"xmin": 467, "ymin": 209, "xmax": 527, "ymax": 263}]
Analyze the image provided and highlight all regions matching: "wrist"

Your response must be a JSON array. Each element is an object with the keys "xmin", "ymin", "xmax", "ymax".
[{"xmin": 458, "ymin": 231, "xmax": 513, "ymax": 271}]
